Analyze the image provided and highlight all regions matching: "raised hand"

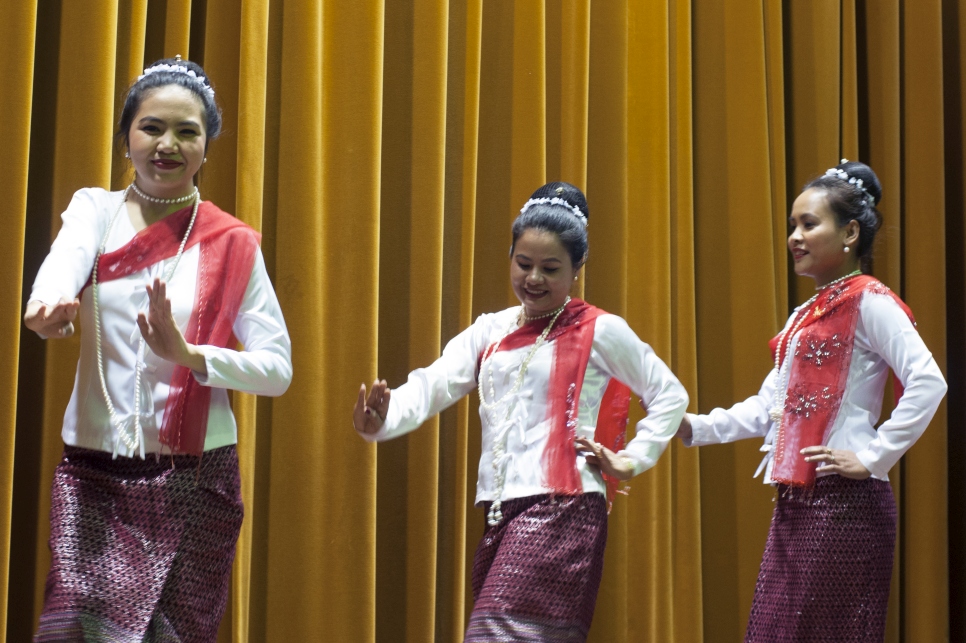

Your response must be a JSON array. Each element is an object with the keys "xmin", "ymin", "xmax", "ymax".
[
  {"xmin": 24, "ymin": 298, "xmax": 80, "ymax": 339},
  {"xmin": 353, "ymin": 379, "xmax": 390, "ymax": 436},
  {"xmin": 136, "ymin": 278, "xmax": 206, "ymax": 373},
  {"xmin": 801, "ymin": 446, "xmax": 871, "ymax": 479},
  {"xmin": 575, "ymin": 436, "xmax": 635, "ymax": 481}
]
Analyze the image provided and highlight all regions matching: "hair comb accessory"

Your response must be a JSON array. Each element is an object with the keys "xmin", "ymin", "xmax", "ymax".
[
  {"xmin": 138, "ymin": 56, "xmax": 215, "ymax": 100},
  {"xmin": 521, "ymin": 197, "xmax": 588, "ymax": 227}
]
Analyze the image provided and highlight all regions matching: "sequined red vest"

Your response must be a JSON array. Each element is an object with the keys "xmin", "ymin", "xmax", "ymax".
[{"xmin": 768, "ymin": 276, "xmax": 913, "ymax": 486}]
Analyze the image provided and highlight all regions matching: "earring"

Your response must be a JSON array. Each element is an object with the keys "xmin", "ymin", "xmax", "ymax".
[
  {"xmin": 574, "ymin": 275, "xmax": 579, "ymax": 282},
  {"xmin": 124, "ymin": 151, "xmax": 130, "ymax": 158},
  {"xmin": 844, "ymin": 246, "xmax": 851, "ymax": 253},
  {"xmin": 203, "ymin": 157, "xmax": 207, "ymax": 163}
]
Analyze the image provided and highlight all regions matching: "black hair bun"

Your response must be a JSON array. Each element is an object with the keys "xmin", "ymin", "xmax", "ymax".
[
  {"xmin": 528, "ymin": 181, "xmax": 589, "ymax": 222},
  {"xmin": 836, "ymin": 160, "xmax": 882, "ymax": 206}
]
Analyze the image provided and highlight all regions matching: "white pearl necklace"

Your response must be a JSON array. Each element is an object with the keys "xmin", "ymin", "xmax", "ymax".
[
  {"xmin": 518, "ymin": 304, "xmax": 564, "ymax": 323},
  {"xmin": 93, "ymin": 184, "xmax": 201, "ymax": 458},
  {"xmin": 769, "ymin": 270, "xmax": 861, "ymax": 426},
  {"xmin": 479, "ymin": 297, "xmax": 570, "ymax": 525},
  {"xmin": 131, "ymin": 180, "xmax": 198, "ymax": 205}
]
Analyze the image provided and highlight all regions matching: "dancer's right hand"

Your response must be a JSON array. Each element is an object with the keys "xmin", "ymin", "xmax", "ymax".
[
  {"xmin": 353, "ymin": 379, "xmax": 390, "ymax": 436},
  {"xmin": 24, "ymin": 298, "xmax": 80, "ymax": 339}
]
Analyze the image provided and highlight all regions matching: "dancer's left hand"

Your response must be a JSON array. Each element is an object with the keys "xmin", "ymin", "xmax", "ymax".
[
  {"xmin": 575, "ymin": 437, "xmax": 635, "ymax": 481},
  {"xmin": 137, "ymin": 278, "xmax": 207, "ymax": 374},
  {"xmin": 801, "ymin": 446, "xmax": 871, "ymax": 479}
]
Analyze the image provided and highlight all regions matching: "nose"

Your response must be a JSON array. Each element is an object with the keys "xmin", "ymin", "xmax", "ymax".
[
  {"xmin": 526, "ymin": 268, "xmax": 543, "ymax": 283},
  {"xmin": 788, "ymin": 225, "xmax": 803, "ymax": 245},
  {"xmin": 157, "ymin": 131, "xmax": 178, "ymax": 153}
]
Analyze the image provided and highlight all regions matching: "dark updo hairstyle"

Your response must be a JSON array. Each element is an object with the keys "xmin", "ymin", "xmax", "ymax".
[
  {"xmin": 802, "ymin": 160, "xmax": 883, "ymax": 270},
  {"xmin": 510, "ymin": 181, "xmax": 590, "ymax": 268},
  {"xmin": 115, "ymin": 57, "xmax": 222, "ymax": 151}
]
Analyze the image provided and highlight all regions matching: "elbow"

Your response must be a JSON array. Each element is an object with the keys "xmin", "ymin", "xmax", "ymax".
[
  {"xmin": 259, "ymin": 350, "xmax": 293, "ymax": 397},
  {"xmin": 665, "ymin": 379, "xmax": 690, "ymax": 413},
  {"xmin": 677, "ymin": 386, "xmax": 690, "ymax": 412},
  {"xmin": 270, "ymin": 357, "xmax": 294, "ymax": 396}
]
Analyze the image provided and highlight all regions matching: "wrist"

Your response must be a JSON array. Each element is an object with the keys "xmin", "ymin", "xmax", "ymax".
[{"xmin": 183, "ymin": 344, "xmax": 208, "ymax": 375}]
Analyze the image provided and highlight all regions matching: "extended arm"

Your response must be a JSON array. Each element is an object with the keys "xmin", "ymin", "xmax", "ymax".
[
  {"xmin": 354, "ymin": 315, "xmax": 495, "ymax": 442},
  {"xmin": 685, "ymin": 369, "xmax": 777, "ymax": 447}
]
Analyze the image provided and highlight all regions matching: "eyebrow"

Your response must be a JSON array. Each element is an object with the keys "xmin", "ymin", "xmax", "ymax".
[
  {"xmin": 137, "ymin": 116, "xmax": 202, "ymax": 128},
  {"xmin": 515, "ymin": 253, "xmax": 563, "ymax": 263}
]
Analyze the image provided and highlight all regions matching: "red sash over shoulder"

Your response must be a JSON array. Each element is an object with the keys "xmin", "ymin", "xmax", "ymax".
[
  {"xmin": 768, "ymin": 275, "xmax": 913, "ymax": 487},
  {"xmin": 485, "ymin": 299, "xmax": 632, "ymax": 505},
  {"xmin": 88, "ymin": 201, "xmax": 261, "ymax": 456}
]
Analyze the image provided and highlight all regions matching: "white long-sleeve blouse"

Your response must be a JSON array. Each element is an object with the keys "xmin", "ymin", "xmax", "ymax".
[
  {"xmin": 30, "ymin": 188, "xmax": 292, "ymax": 456},
  {"xmin": 686, "ymin": 291, "xmax": 946, "ymax": 482},
  {"xmin": 360, "ymin": 306, "xmax": 689, "ymax": 505}
]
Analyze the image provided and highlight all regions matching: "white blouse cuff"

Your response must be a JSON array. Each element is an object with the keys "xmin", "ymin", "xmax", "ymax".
[
  {"xmin": 618, "ymin": 451, "xmax": 649, "ymax": 477},
  {"xmin": 28, "ymin": 290, "xmax": 66, "ymax": 308},
  {"xmin": 190, "ymin": 345, "xmax": 215, "ymax": 385},
  {"xmin": 854, "ymin": 448, "xmax": 889, "ymax": 479},
  {"xmin": 684, "ymin": 413, "xmax": 714, "ymax": 447}
]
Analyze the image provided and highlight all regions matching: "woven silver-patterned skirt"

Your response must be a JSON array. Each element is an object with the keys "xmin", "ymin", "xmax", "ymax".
[
  {"xmin": 745, "ymin": 476, "xmax": 896, "ymax": 643},
  {"xmin": 35, "ymin": 445, "xmax": 243, "ymax": 643},
  {"xmin": 465, "ymin": 493, "xmax": 608, "ymax": 643}
]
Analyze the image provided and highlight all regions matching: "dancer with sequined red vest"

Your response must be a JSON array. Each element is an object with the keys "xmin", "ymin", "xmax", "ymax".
[
  {"xmin": 24, "ymin": 58, "xmax": 292, "ymax": 642},
  {"xmin": 677, "ymin": 161, "xmax": 946, "ymax": 643},
  {"xmin": 353, "ymin": 182, "xmax": 689, "ymax": 642}
]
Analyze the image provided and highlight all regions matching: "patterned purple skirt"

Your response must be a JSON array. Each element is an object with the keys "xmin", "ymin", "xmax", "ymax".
[
  {"xmin": 35, "ymin": 445, "xmax": 243, "ymax": 643},
  {"xmin": 465, "ymin": 493, "xmax": 608, "ymax": 642},
  {"xmin": 745, "ymin": 475, "xmax": 897, "ymax": 643}
]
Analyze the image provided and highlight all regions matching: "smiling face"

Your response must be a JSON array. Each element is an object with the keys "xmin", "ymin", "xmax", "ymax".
[
  {"xmin": 510, "ymin": 228, "xmax": 579, "ymax": 317},
  {"xmin": 127, "ymin": 84, "xmax": 207, "ymax": 199},
  {"xmin": 787, "ymin": 188, "xmax": 860, "ymax": 287}
]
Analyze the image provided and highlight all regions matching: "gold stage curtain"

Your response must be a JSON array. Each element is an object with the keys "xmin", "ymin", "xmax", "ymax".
[{"xmin": 3, "ymin": 1, "xmax": 962, "ymax": 642}]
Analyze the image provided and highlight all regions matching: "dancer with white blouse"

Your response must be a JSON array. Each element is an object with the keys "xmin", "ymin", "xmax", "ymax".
[
  {"xmin": 353, "ymin": 182, "xmax": 688, "ymax": 642},
  {"xmin": 678, "ymin": 161, "xmax": 946, "ymax": 643},
  {"xmin": 25, "ymin": 57, "xmax": 291, "ymax": 642}
]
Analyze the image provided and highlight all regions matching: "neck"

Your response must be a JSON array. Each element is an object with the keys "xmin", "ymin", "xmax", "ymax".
[
  {"xmin": 132, "ymin": 198, "xmax": 190, "ymax": 225},
  {"xmin": 815, "ymin": 266, "xmax": 862, "ymax": 289},
  {"xmin": 520, "ymin": 297, "xmax": 571, "ymax": 322},
  {"xmin": 129, "ymin": 180, "xmax": 198, "ymax": 224},
  {"xmin": 132, "ymin": 179, "xmax": 197, "ymax": 202}
]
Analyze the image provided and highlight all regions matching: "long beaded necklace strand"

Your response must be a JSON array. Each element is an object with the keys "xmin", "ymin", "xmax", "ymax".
[
  {"xmin": 93, "ymin": 184, "xmax": 201, "ymax": 458},
  {"xmin": 479, "ymin": 297, "xmax": 570, "ymax": 525},
  {"xmin": 769, "ymin": 269, "xmax": 862, "ymax": 426}
]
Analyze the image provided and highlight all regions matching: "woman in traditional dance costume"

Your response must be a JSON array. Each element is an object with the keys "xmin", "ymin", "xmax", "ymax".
[
  {"xmin": 353, "ymin": 182, "xmax": 689, "ymax": 642},
  {"xmin": 679, "ymin": 161, "xmax": 946, "ymax": 642},
  {"xmin": 25, "ymin": 57, "xmax": 292, "ymax": 642}
]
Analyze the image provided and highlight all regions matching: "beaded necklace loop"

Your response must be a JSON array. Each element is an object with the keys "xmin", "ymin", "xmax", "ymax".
[
  {"xmin": 479, "ymin": 297, "xmax": 570, "ymax": 525},
  {"xmin": 93, "ymin": 183, "xmax": 201, "ymax": 458}
]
